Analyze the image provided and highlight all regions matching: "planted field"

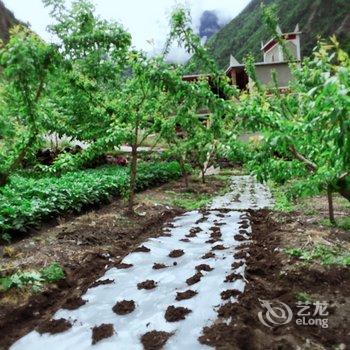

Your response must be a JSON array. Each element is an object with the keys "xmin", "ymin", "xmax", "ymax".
[
  {"xmin": 0, "ymin": 0, "xmax": 349, "ymax": 349},
  {"xmin": 0, "ymin": 162, "xmax": 181, "ymax": 235},
  {"xmin": 11, "ymin": 176, "xmax": 268, "ymax": 349}
]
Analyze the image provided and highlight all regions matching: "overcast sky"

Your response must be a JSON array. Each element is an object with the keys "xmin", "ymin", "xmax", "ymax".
[{"xmin": 3, "ymin": 0, "xmax": 250, "ymax": 62}]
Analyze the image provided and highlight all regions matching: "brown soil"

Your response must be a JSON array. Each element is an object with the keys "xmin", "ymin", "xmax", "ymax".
[
  {"xmin": 185, "ymin": 227, "xmax": 202, "ymax": 238},
  {"xmin": 152, "ymin": 263, "xmax": 167, "ymax": 270},
  {"xmin": 237, "ymin": 242, "xmax": 250, "ymax": 250},
  {"xmin": 199, "ymin": 210, "xmax": 350, "ymax": 349},
  {"xmin": 221, "ymin": 289, "xmax": 242, "ymax": 300},
  {"xmin": 168, "ymin": 249, "xmax": 184, "ymax": 258},
  {"xmin": 201, "ymin": 252, "xmax": 215, "ymax": 259},
  {"xmin": 185, "ymin": 232, "xmax": 197, "ymax": 238},
  {"xmin": 238, "ymin": 220, "xmax": 249, "ymax": 225},
  {"xmin": 141, "ymin": 330, "xmax": 173, "ymax": 350},
  {"xmin": 186, "ymin": 272, "xmax": 202, "ymax": 286},
  {"xmin": 133, "ymin": 245, "xmax": 151, "ymax": 253},
  {"xmin": 137, "ymin": 280, "xmax": 157, "ymax": 290},
  {"xmin": 62, "ymin": 296, "xmax": 87, "ymax": 310},
  {"xmin": 36, "ymin": 318, "xmax": 72, "ymax": 335},
  {"xmin": 234, "ymin": 234, "xmax": 246, "ymax": 241},
  {"xmin": 176, "ymin": 290, "xmax": 198, "ymax": 301},
  {"xmin": 91, "ymin": 323, "xmax": 114, "ymax": 345},
  {"xmin": 165, "ymin": 223, "xmax": 175, "ymax": 229},
  {"xmin": 238, "ymin": 229, "xmax": 249, "ymax": 235},
  {"xmin": 231, "ymin": 261, "xmax": 244, "ymax": 269},
  {"xmin": 164, "ymin": 306, "xmax": 192, "ymax": 322},
  {"xmin": 209, "ymin": 228, "xmax": 222, "ymax": 240},
  {"xmin": 112, "ymin": 300, "xmax": 135, "ymax": 315},
  {"xmin": 195, "ymin": 264, "xmax": 213, "ymax": 272},
  {"xmin": 214, "ymin": 222, "xmax": 226, "ymax": 226},
  {"xmin": 90, "ymin": 278, "xmax": 114, "ymax": 288},
  {"xmin": 234, "ymin": 250, "xmax": 248, "ymax": 259},
  {"xmin": 224, "ymin": 272, "xmax": 242, "ymax": 283},
  {"xmin": 209, "ymin": 226, "xmax": 221, "ymax": 234},
  {"xmin": 160, "ymin": 233, "xmax": 172, "ymax": 237},
  {"xmin": 211, "ymin": 244, "xmax": 227, "ymax": 251},
  {"xmin": 205, "ymin": 238, "xmax": 221, "ymax": 244},
  {"xmin": 116, "ymin": 263, "xmax": 134, "ymax": 269},
  {"xmin": 195, "ymin": 216, "xmax": 207, "ymax": 224},
  {"xmin": 239, "ymin": 224, "xmax": 249, "ymax": 229}
]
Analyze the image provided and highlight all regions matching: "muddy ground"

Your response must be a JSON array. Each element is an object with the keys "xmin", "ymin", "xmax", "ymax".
[
  {"xmin": 0, "ymin": 176, "xmax": 228, "ymax": 349},
  {"xmin": 200, "ymin": 206, "xmax": 350, "ymax": 349}
]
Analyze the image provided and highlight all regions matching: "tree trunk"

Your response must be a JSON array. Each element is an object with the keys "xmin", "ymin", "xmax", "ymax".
[
  {"xmin": 337, "ymin": 177, "xmax": 350, "ymax": 202},
  {"xmin": 0, "ymin": 173, "xmax": 8, "ymax": 187},
  {"xmin": 0, "ymin": 75, "xmax": 44, "ymax": 188},
  {"xmin": 127, "ymin": 112, "xmax": 142, "ymax": 214},
  {"xmin": 179, "ymin": 157, "xmax": 189, "ymax": 189},
  {"xmin": 327, "ymin": 185, "xmax": 336, "ymax": 226},
  {"xmin": 127, "ymin": 143, "xmax": 138, "ymax": 214},
  {"xmin": 288, "ymin": 146, "xmax": 350, "ymax": 204},
  {"xmin": 201, "ymin": 168, "xmax": 205, "ymax": 184},
  {"xmin": 0, "ymin": 135, "xmax": 36, "ymax": 188}
]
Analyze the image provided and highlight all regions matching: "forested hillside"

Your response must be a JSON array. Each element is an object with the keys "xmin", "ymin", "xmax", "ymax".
[
  {"xmin": 0, "ymin": 0, "xmax": 21, "ymax": 42},
  {"xmin": 196, "ymin": 0, "xmax": 350, "ymax": 69}
]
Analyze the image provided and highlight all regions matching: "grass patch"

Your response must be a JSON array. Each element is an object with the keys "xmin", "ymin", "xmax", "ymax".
[
  {"xmin": 144, "ymin": 172, "xmax": 232, "ymax": 211},
  {"xmin": 170, "ymin": 174, "xmax": 232, "ymax": 210},
  {"xmin": 171, "ymin": 194, "xmax": 212, "ymax": 211},
  {"xmin": 320, "ymin": 217, "xmax": 350, "ymax": 231},
  {"xmin": 285, "ymin": 245, "xmax": 350, "ymax": 266}
]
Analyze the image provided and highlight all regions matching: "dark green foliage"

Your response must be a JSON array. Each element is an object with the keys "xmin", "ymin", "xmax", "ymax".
[
  {"xmin": 0, "ymin": 162, "xmax": 181, "ymax": 234},
  {"xmin": 190, "ymin": 0, "xmax": 350, "ymax": 71},
  {"xmin": 40, "ymin": 262, "xmax": 65, "ymax": 283},
  {"xmin": 221, "ymin": 139, "xmax": 254, "ymax": 165}
]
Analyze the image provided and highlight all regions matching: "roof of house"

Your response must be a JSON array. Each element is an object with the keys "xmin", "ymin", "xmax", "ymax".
[{"xmin": 261, "ymin": 24, "xmax": 301, "ymax": 52}]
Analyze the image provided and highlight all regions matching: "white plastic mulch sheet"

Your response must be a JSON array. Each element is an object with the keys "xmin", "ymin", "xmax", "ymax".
[
  {"xmin": 11, "ymin": 210, "xmax": 250, "ymax": 350},
  {"xmin": 210, "ymin": 175, "xmax": 273, "ymax": 210}
]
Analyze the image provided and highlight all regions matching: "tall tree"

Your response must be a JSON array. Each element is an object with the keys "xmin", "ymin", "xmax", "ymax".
[
  {"xmin": 43, "ymin": 0, "xmax": 131, "ymax": 142},
  {"xmin": 238, "ymin": 5, "xmax": 350, "ymax": 224},
  {"xmin": 0, "ymin": 26, "xmax": 58, "ymax": 186}
]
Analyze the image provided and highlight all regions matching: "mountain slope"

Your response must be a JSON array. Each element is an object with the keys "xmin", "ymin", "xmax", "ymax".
[
  {"xmin": 0, "ymin": 0, "xmax": 21, "ymax": 43},
  {"xmin": 198, "ymin": 0, "xmax": 350, "ymax": 70}
]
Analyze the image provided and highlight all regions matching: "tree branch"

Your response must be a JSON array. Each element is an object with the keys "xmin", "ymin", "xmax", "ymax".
[{"xmin": 289, "ymin": 145, "xmax": 317, "ymax": 172}]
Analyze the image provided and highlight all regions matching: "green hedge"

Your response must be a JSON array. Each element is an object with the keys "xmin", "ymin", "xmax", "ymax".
[{"xmin": 0, "ymin": 161, "xmax": 181, "ymax": 235}]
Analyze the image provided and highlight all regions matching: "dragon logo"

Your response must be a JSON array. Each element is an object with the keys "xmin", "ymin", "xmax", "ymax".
[{"xmin": 258, "ymin": 299, "xmax": 293, "ymax": 328}]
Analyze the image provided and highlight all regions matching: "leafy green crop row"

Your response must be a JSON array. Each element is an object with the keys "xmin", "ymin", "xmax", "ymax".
[{"xmin": 0, "ymin": 161, "xmax": 181, "ymax": 235}]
